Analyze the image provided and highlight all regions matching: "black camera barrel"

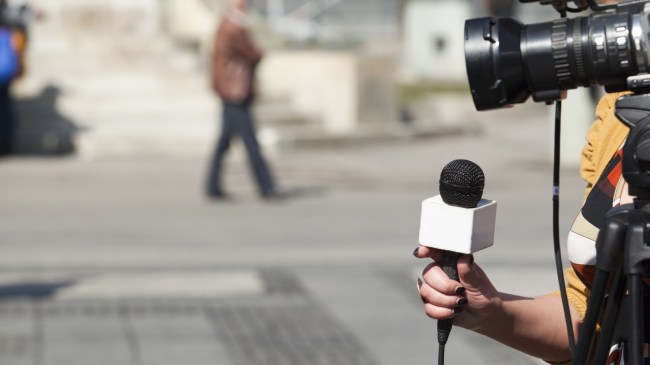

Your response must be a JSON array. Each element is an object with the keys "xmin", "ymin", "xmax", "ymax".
[{"xmin": 465, "ymin": 10, "xmax": 646, "ymax": 111}]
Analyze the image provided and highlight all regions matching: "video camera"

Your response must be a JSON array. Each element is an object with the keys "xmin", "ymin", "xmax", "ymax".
[{"xmin": 465, "ymin": 0, "xmax": 650, "ymax": 110}]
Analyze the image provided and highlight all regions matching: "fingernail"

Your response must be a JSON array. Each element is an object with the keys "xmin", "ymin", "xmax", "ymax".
[
  {"xmin": 454, "ymin": 307, "xmax": 463, "ymax": 314},
  {"xmin": 416, "ymin": 278, "xmax": 425, "ymax": 303},
  {"xmin": 456, "ymin": 298, "xmax": 468, "ymax": 305},
  {"xmin": 412, "ymin": 247, "xmax": 420, "ymax": 257},
  {"xmin": 455, "ymin": 287, "xmax": 466, "ymax": 295}
]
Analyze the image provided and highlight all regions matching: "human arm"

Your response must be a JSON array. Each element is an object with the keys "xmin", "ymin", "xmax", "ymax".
[
  {"xmin": 231, "ymin": 26, "xmax": 262, "ymax": 65},
  {"xmin": 415, "ymin": 246, "xmax": 581, "ymax": 363}
]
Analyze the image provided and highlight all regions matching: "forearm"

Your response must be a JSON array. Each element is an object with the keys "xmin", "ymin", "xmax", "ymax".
[{"xmin": 474, "ymin": 293, "xmax": 579, "ymax": 363}]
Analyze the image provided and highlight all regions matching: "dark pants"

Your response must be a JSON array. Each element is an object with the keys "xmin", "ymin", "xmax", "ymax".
[
  {"xmin": 0, "ymin": 83, "xmax": 14, "ymax": 155},
  {"xmin": 206, "ymin": 101, "xmax": 276, "ymax": 196}
]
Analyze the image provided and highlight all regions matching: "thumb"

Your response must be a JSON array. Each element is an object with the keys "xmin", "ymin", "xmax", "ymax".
[{"xmin": 456, "ymin": 254, "xmax": 484, "ymax": 290}]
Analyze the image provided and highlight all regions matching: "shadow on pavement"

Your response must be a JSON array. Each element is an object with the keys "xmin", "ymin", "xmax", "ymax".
[
  {"xmin": 13, "ymin": 84, "xmax": 81, "ymax": 156},
  {"xmin": 0, "ymin": 280, "xmax": 75, "ymax": 300}
]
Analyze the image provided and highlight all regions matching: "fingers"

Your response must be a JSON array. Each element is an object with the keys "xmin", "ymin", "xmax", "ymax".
[
  {"xmin": 413, "ymin": 246, "xmax": 476, "ymax": 289},
  {"xmin": 422, "ymin": 262, "xmax": 465, "ymax": 296},
  {"xmin": 413, "ymin": 247, "xmax": 479, "ymax": 319},
  {"xmin": 412, "ymin": 245, "xmax": 443, "ymax": 261},
  {"xmin": 417, "ymin": 262, "xmax": 467, "ymax": 320},
  {"xmin": 424, "ymin": 303, "xmax": 464, "ymax": 320}
]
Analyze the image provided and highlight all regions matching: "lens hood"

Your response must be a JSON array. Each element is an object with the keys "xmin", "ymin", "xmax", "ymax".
[{"xmin": 465, "ymin": 17, "xmax": 530, "ymax": 110}]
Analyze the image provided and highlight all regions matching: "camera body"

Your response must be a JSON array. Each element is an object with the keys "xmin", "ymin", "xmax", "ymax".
[{"xmin": 465, "ymin": 0, "xmax": 650, "ymax": 110}]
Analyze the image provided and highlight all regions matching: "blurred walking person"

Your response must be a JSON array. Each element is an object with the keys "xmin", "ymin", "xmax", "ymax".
[{"xmin": 206, "ymin": 0, "xmax": 279, "ymax": 200}]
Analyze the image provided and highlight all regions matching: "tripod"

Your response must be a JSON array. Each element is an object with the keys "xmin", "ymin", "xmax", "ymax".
[{"xmin": 572, "ymin": 93, "xmax": 650, "ymax": 365}]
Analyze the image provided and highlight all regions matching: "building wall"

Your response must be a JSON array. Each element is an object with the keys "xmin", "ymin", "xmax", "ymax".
[{"xmin": 402, "ymin": 0, "xmax": 469, "ymax": 82}]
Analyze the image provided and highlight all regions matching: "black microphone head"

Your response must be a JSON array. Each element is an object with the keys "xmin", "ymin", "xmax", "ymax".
[{"xmin": 439, "ymin": 159, "xmax": 485, "ymax": 208}]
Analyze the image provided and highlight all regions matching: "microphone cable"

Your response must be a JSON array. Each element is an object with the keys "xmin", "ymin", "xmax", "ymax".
[{"xmin": 552, "ymin": 100, "xmax": 576, "ymax": 357}]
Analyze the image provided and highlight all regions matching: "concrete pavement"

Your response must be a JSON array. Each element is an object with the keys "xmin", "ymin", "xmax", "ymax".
[{"xmin": 0, "ymin": 95, "xmax": 589, "ymax": 364}]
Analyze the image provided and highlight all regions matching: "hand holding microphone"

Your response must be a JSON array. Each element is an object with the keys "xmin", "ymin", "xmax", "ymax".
[
  {"xmin": 414, "ymin": 159, "xmax": 498, "ymax": 346},
  {"xmin": 415, "ymin": 161, "xmax": 579, "ymax": 364}
]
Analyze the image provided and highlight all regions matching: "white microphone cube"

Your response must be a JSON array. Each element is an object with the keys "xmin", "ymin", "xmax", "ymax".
[{"xmin": 419, "ymin": 195, "xmax": 497, "ymax": 254}]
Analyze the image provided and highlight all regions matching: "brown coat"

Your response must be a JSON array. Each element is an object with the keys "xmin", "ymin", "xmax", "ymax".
[{"xmin": 211, "ymin": 16, "xmax": 262, "ymax": 103}]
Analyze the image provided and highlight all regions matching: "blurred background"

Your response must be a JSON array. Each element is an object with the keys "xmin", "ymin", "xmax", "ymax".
[
  {"xmin": 0, "ymin": 1, "xmax": 599, "ymax": 364},
  {"xmin": 10, "ymin": 0, "xmax": 567, "ymax": 158}
]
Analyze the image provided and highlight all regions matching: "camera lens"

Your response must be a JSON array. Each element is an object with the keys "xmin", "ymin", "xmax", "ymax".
[
  {"xmin": 464, "ymin": 17, "xmax": 528, "ymax": 111},
  {"xmin": 465, "ymin": 12, "xmax": 642, "ymax": 111}
]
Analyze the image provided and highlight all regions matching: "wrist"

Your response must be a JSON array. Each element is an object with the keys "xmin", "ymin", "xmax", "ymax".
[{"xmin": 469, "ymin": 291, "xmax": 506, "ymax": 334}]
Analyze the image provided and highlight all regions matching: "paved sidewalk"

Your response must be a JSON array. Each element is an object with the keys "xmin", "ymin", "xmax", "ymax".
[{"xmin": 0, "ymin": 98, "xmax": 588, "ymax": 364}]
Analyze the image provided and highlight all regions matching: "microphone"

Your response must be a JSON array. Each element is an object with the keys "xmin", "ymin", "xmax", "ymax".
[{"xmin": 418, "ymin": 159, "xmax": 497, "ymax": 346}]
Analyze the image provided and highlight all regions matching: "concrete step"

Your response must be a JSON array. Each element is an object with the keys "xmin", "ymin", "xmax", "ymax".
[{"xmin": 255, "ymin": 99, "xmax": 319, "ymax": 128}]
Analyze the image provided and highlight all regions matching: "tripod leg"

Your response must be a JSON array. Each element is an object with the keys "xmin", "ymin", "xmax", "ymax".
[
  {"xmin": 592, "ymin": 268, "xmax": 626, "ymax": 364},
  {"xmin": 574, "ymin": 268, "xmax": 611, "ymax": 365},
  {"xmin": 623, "ymin": 217, "xmax": 650, "ymax": 365},
  {"xmin": 574, "ymin": 215, "xmax": 629, "ymax": 365},
  {"xmin": 628, "ymin": 274, "xmax": 644, "ymax": 365}
]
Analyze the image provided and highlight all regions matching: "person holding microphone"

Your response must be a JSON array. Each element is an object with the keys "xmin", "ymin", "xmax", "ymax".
[{"xmin": 414, "ymin": 91, "xmax": 645, "ymax": 364}]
